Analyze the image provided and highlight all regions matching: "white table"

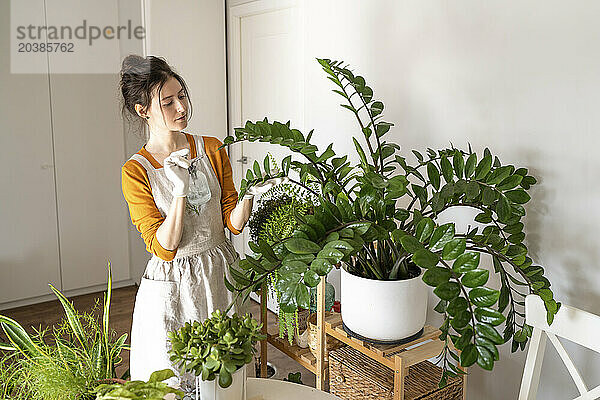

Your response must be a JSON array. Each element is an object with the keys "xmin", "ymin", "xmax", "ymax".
[{"xmin": 246, "ymin": 378, "xmax": 341, "ymax": 400}]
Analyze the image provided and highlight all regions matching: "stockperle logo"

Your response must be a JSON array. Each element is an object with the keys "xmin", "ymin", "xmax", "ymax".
[
  {"xmin": 15, "ymin": 19, "xmax": 145, "ymax": 46},
  {"xmin": 10, "ymin": 0, "xmax": 145, "ymax": 74}
]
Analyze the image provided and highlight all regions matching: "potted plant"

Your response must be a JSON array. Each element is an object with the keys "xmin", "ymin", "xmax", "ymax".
[
  {"xmin": 167, "ymin": 310, "xmax": 265, "ymax": 400},
  {"xmin": 0, "ymin": 264, "xmax": 129, "ymax": 399},
  {"xmin": 221, "ymin": 58, "xmax": 560, "ymax": 384},
  {"xmin": 93, "ymin": 369, "xmax": 184, "ymax": 400}
]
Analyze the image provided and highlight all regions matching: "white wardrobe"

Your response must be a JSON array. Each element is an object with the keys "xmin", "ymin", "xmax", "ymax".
[{"xmin": 0, "ymin": 0, "xmax": 227, "ymax": 309}]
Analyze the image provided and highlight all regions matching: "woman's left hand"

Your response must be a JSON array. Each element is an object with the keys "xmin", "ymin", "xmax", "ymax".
[{"xmin": 243, "ymin": 177, "xmax": 290, "ymax": 200}]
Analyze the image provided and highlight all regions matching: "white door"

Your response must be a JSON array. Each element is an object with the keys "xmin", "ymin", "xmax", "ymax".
[
  {"xmin": 0, "ymin": 0, "xmax": 62, "ymax": 303},
  {"xmin": 228, "ymin": 0, "xmax": 304, "ymax": 259}
]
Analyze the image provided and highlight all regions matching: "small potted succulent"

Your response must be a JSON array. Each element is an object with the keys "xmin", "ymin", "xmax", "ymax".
[{"xmin": 167, "ymin": 310, "xmax": 265, "ymax": 400}]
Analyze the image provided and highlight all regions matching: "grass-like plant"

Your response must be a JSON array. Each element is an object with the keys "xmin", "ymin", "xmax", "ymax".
[
  {"xmin": 167, "ymin": 310, "xmax": 265, "ymax": 389},
  {"xmin": 221, "ymin": 58, "xmax": 560, "ymax": 384},
  {"xmin": 0, "ymin": 264, "xmax": 129, "ymax": 399}
]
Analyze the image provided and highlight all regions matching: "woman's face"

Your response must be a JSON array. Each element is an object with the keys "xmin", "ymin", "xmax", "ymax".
[{"xmin": 144, "ymin": 76, "xmax": 189, "ymax": 131}]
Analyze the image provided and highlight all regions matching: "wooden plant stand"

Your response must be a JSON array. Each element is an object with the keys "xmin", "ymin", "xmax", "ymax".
[{"xmin": 259, "ymin": 278, "xmax": 467, "ymax": 399}]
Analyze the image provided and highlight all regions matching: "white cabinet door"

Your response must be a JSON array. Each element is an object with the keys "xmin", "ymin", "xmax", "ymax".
[
  {"xmin": 45, "ymin": 0, "xmax": 131, "ymax": 290},
  {"xmin": 0, "ymin": 0, "xmax": 62, "ymax": 303}
]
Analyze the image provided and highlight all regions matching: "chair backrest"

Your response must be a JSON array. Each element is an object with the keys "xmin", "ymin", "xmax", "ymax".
[{"xmin": 518, "ymin": 295, "xmax": 600, "ymax": 400}]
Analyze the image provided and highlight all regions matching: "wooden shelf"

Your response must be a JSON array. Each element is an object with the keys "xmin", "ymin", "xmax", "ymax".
[
  {"xmin": 259, "ymin": 278, "xmax": 466, "ymax": 400},
  {"xmin": 324, "ymin": 313, "xmax": 444, "ymax": 370},
  {"xmin": 266, "ymin": 327, "xmax": 318, "ymax": 374}
]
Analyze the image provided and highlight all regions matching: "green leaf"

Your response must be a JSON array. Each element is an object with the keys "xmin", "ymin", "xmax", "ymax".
[
  {"xmin": 496, "ymin": 194, "xmax": 511, "ymax": 222},
  {"xmin": 304, "ymin": 270, "xmax": 320, "ymax": 287},
  {"xmin": 280, "ymin": 261, "xmax": 309, "ymax": 275},
  {"xmin": 451, "ymin": 310, "xmax": 472, "ymax": 330},
  {"xmin": 460, "ymin": 344, "xmax": 478, "ymax": 367},
  {"xmin": 505, "ymin": 189, "xmax": 531, "ymax": 204},
  {"xmin": 474, "ymin": 211, "xmax": 492, "ymax": 224},
  {"xmin": 465, "ymin": 181, "xmax": 480, "ymax": 200},
  {"xmin": 149, "ymin": 369, "xmax": 176, "ymax": 383},
  {"xmin": 447, "ymin": 297, "xmax": 469, "ymax": 317},
  {"xmin": 465, "ymin": 153, "xmax": 477, "ymax": 177},
  {"xmin": 476, "ymin": 345, "xmax": 494, "ymax": 370},
  {"xmin": 400, "ymin": 235, "xmax": 424, "ymax": 254},
  {"xmin": 469, "ymin": 287, "xmax": 500, "ymax": 307},
  {"xmin": 486, "ymin": 166, "xmax": 512, "ymax": 185},
  {"xmin": 427, "ymin": 162, "xmax": 441, "ymax": 190},
  {"xmin": 415, "ymin": 217, "xmax": 435, "ymax": 242},
  {"xmin": 434, "ymin": 282, "xmax": 461, "ymax": 300},
  {"xmin": 429, "ymin": 223, "xmax": 455, "ymax": 251},
  {"xmin": 422, "ymin": 267, "xmax": 452, "ymax": 287},
  {"xmin": 310, "ymin": 258, "xmax": 333, "ymax": 275},
  {"xmin": 284, "ymin": 238, "xmax": 321, "ymax": 254},
  {"xmin": 481, "ymin": 187, "xmax": 496, "ymax": 206},
  {"xmin": 453, "ymin": 152, "xmax": 465, "ymax": 179},
  {"xmin": 475, "ymin": 155, "xmax": 492, "ymax": 180},
  {"xmin": 294, "ymin": 284, "xmax": 310, "ymax": 309},
  {"xmin": 476, "ymin": 323, "xmax": 504, "ymax": 345},
  {"xmin": 353, "ymin": 137, "xmax": 369, "ymax": 169},
  {"xmin": 323, "ymin": 240, "xmax": 353, "ymax": 254},
  {"xmin": 462, "ymin": 269, "xmax": 489, "ymax": 288},
  {"xmin": 442, "ymin": 238, "xmax": 466, "ymax": 260},
  {"xmin": 434, "ymin": 300, "xmax": 448, "ymax": 313},
  {"xmin": 474, "ymin": 307, "xmax": 506, "ymax": 326},
  {"xmin": 413, "ymin": 249, "xmax": 440, "ymax": 269},
  {"xmin": 497, "ymin": 175, "xmax": 523, "ymax": 191},
  {"xmin": 441, "ymin": 157, "xmax": 454, "ymax": 182},
  {"xmin": 452, "ymin": 252, "xmax": 480, "ymax": 273},
  {"xmin": 317, "ymin": 248, "xmax": 344, "ymax": 264},
  {"xmin": 49, "ymin": 284, "xmax": 90, "ymax": 357},
  {"xmin": 476, "ymin": 337, "xmax": 499, "ymax": 361}
]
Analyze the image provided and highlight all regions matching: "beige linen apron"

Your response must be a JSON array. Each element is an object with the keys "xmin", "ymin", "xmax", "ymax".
[{"xmin": 128, "ymin": 134, "xmax": 240, "ymax": 384}]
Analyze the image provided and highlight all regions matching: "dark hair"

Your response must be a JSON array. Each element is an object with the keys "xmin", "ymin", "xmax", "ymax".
[{"xmin": 119, "ymin": 54, "xmax": 193, "ymax": 137}]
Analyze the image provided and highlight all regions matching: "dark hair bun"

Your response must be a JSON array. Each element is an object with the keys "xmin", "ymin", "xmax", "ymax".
[{"xmin": 118, "ymin": 54, "xmax": 193, "ymax": 135}]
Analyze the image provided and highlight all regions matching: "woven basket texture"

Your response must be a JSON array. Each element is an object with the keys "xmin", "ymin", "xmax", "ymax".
[{"xmin": 329, "ymin": 346, "xmax": 463, "ymax": 400}]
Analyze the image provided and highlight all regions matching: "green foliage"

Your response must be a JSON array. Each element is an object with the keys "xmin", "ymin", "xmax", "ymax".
[
  {"xmin": 167, "ymin": 310, "xmax": 265, "ymax": 389},
  {"xmin": 283, "ymin": 371, "xmax": 303, "ymax": 385},
  {"xmin": 94, "ymin": 369, "xmax": 184, "ymax": 400},
  {"xmin": 221, "ymin": 58, "xmax": 559, "ymax": 385},
  {"xmin": 0, "ymin": 264, "xmax": 128, "ymax": 399}
]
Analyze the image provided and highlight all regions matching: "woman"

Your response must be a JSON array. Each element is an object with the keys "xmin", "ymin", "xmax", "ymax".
[{"xmin": 119, "ymin": 55, "xmax": 278, "ymax": 383}]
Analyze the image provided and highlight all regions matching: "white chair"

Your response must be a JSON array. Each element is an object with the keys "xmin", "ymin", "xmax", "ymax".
[{"xmin": 519, "ymin": 295, "xmax": 600, "ymax": 400}]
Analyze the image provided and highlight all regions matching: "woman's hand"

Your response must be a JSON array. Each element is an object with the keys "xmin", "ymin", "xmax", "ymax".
[
  {"xmin": 242, "ymin": 177, "xmax": 290, "ymax": 200},
  {"xmin": 230, "ymin": 177, "xmax": 290, "ymax": 232},
  {"xmin": 164, "ymin": 149, "xmax": 191, "ymax": 197}
]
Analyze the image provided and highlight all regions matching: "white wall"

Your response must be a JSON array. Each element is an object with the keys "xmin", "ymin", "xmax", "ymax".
[{"xmin": 294, "ymin": 1, "xmax": 600, "ymax": 398}]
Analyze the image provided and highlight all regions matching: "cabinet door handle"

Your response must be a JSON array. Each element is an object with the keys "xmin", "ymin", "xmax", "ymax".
[
  {"xmin": 41, "ymin": 164, "xmax": 54, "ymax": 170},
  {"xmin": 237, "ymin": 156, "xmax": 248, "ymax": 164}
]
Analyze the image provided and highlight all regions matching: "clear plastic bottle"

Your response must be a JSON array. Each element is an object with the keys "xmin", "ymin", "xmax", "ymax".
[{"xmin": 186, "ymin": 156, "xmax": 211, "ymax": 209}]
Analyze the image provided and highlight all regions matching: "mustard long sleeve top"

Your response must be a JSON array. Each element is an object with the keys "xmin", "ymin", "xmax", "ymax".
[{"xmin": 121, "ymin": 134, "xmax": 240, "ymax": 262}]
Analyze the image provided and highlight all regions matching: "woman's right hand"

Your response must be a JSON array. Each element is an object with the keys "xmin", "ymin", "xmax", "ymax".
[{"xmin": 163, "ymin": 148, "xmax": 191, "ymax": 197}]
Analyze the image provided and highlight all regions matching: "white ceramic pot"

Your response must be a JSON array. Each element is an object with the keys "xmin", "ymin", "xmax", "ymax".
[
  {"xmin": 197, "ymin": 366, "xmax": 246, "ymax": 400},
  {"xmin": 340, "ymin": 264, "xmax": 428, "ymax": 342}
]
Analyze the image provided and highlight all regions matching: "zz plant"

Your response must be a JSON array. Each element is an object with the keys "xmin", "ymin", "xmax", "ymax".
[
  {"xmin": 167, "ymin": 310, "xmax": 265, "ymax": 388},
  {"xmin": 221, "ymin": 58, "xmax": 560, "ymax": 383}
]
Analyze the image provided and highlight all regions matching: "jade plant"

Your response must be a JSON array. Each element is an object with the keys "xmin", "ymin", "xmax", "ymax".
[
  {"xmin": 93, "ymin": 369, "xmax": 184, "ymax": 400},
  {"xmin": 221, "ymin": 58, "xmax": 560, "ymax": 384},
  {"xmin": 167, "ymin": 310, "xmax": 265, "ymax": 388},
  {"xmin": 0, "ymin": 264, "xmax": 129, "ymax": 400}
]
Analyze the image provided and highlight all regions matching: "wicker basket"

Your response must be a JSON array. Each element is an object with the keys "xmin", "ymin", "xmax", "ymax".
[
  {"xmin": 307, "ymin": 312, "xmax": 343, "ymax": 361},
  {"xmin": 329, "ymin": 346, "xmax": 463, "ymax": 400}
]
